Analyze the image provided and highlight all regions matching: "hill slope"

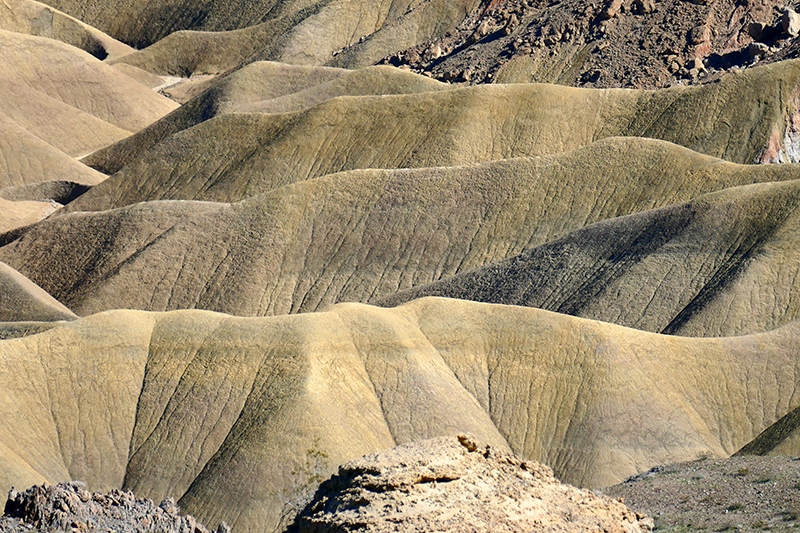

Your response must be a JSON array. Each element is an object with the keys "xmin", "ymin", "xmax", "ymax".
[
  {"xmin": 0, "ymin": 261, "xmax": 76, "ymax": 322},
  {"xmin": 0, "ymin": 0, "xmax": 134, "ymax": 60},
  {"xmin": 35, "ymin": 0, "xmax": 478, "ymax": 63},
  {"xmin": 1, "ymin": 297, "xmax": 800, "ymax": 532},
  {"xmin": 9, "ymin": 139, "xmax": 800, "ymax": 318},
  {"xmin": 380, "ymin": 178, "xmax": 800, "ymax": 338},
  {"xmin": 83, "ymin": 63, "xmax": 448, "ymax": 176},
  {"xmin": 69, "ymin": 59, "xmax": 800, "ymax": 214},
  {"xmin": 0, "ymin": 30, "xmax": 177, "ymax": 133}
]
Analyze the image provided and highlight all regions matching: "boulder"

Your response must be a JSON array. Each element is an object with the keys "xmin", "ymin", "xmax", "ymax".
[{"xmin": 782, "ymin": 8, "xmax": 800, "ymax": 37}]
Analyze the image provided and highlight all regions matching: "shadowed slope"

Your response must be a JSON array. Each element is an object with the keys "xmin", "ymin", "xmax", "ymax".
[
  {"xmin": 380, "ymin": 178, "xmax": 800, "ymax": 338},
  {"xmin": 0, "ymin": 0, "xmax": 134, "ymax": 60},
  {"xmin": 0, "ymin": 30, "xmax": 178, "ymax": 133},
  {"xmin": 734, "ymin": 405, "xmax": 800, "ymax": 457},
  {"xmin": 7, "ymin": 139, "xmax": 800, "ymax": 319},
  {"xmin": 83, "ymin": 63, "xmax": 447, "ymax": 176},
  {"xmin": 0, "ymin": 261, "xmax": 76, "ymax": 321},
  {"xmin": 2, "ymin": 298, "xmax": 800, "ymax": 532},
  {"xmin": 70, "ymin": 60, "xmax": 800, "ymax": 213}
]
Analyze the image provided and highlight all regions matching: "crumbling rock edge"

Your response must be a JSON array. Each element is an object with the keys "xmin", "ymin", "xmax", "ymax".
[
  {"xmin": 0, "ymin": 482, "xmax": 230, "ymax": 533},
  {"xmin": 289, "ymin": 434, "xmax": 654, "ymax": 532}
]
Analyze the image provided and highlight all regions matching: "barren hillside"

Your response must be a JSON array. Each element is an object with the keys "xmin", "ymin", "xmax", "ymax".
[{"xmin": 2, "ymin": 0, "xmax": 800, "ymax": 531}]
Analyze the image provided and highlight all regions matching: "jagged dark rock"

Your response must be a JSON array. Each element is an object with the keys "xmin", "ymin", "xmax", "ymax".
[{"xmin": 0, "ymin": 483, "xmax": 230, "ymax": 533}]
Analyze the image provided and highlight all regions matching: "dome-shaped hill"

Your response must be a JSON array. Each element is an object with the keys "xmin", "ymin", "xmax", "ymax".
[
  {"xmin": 1, "ymin": 298, "xmax": 799, "ymax": 532},
  {"xmin": 7, "ymin": 138, "xmax": 800, "ymax": 321},
  {"xmin": 0, "ymin": 28, "xmax": 176, "ymax": 200},
  {"xmin": 34, "ymin": 0, "xmax": 478, "ymax": 60},
  {"xmin": 70, "ymin": 59, "xmax": 800, "ymax": 213},
  {"xmin": 0, "ymin": 30, "xmax": 177, "ymax": 133},
  {"xmin": 0, "ymin": 119, "xmax": 106, "ymax": 192},
  {"xmin": 83, "ymin": 63, "xmax": 448, "ymax": 176},
  {"xmin": 0, "ymin": 77, "xmax": 130, "ymax": 158},
  {"xmin": 0, "ymin": 200, "xmax": 226, "ymax": 312},
  {"xmin": 0, "ymin": 261, "xmax": 76, "ymax": 321},
  {"xmin": 0, "ymin": 0, "xmax": 134, "ymax": 60},
  {"xmin": 380, "ymin": 178, "xmax": 800, "ymax": 338}
]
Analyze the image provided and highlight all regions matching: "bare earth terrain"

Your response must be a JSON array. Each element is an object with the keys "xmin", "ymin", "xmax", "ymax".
[{"xmin": 2, "ymin": 0, "xmax": 800, "ymax": 531}]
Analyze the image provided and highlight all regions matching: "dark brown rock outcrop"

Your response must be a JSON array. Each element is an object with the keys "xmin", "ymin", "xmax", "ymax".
[{"xmin": 371, "ymin": 0, "xmax": 800, "ymax": 89}]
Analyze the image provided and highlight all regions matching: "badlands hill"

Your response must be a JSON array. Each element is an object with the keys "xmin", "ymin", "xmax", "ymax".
[
  {"xmin": 4, "ymin": 138, "xmax": 800, "ymax": 318},
  {"xmin": 64, "ymin": 58, "xmax": 800, "ymax": 216},
  {"xmin": 379, "ymin": 178, "xmax": 800, "ymax": 338},
  {"xmin": 0, "ymin": 261, "xmax": 76, "ymax": 322},
  {"xmin": 2, "ymin": 297, "xmax": 800, "ymax": 532},
  {"xmin": 4, "ymin": 0, "xmax": 800, "ymax": 531},
  {"xmin": 0, "ymin": 18, "xmax": 176, "ymax": 229},
  {"xmin": 82, "ymin": 62, "xmax": 449, "ymax": 176},
  {"xmin": 36, "ymin": 0, "xmax": 479, "ymax": 66}
]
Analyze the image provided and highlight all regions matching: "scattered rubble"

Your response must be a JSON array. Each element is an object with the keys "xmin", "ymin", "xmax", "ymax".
[
  {"xmin": 374, "ymin": 0, "xmax": 800, "ymax": 88},
  {"xmin": 0, "ymin": 483, "xmax": 229, "ymax": 533}
]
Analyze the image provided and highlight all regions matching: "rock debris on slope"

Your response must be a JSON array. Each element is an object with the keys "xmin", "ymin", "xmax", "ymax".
[
  {"xmin": 374, "ymin": 0, "xmax": 800, "ymax": 88},
  {"xmin": 290, "ymin": 434, "xmax": 653, "ymax": 532},
  {"xmin": 604, "ymin": 456, "xmax": 800, "ymax": 532},
  {"xmin": 0, "ymin": 482, "xmax": 229, "ymax": 533}
]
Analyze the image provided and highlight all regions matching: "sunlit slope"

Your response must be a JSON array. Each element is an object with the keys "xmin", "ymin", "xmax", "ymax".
[
  {"xmin": 7, "ymin": 139, "xmax": 800, "ymax": 318},
  {"xmin": 0, "ymin": 77, "xmax": 130, "ymax": 158},
  {"xmin": 381, "ymin": 178, "xmax": 800, "ymax": 338},
  {"xmin": 1, "ymin": 298, "xmax": 799, "ymax": 532},
  {"xmin": 0, "ymin": 261, "xmax": 76, "ymax": 321},
  {"xmin": 0, "ymin": 29, "xmax": 174, "ymax": 201},
  {"xmin": 0, "ymin": 30, "xmax": 177, "ymax": 132},
  {"xmin": 0, "ymin": 120, "xmax": 106, "ymax": 191},
  {"xmin": 0, "ymin": 0, "xmax": 134, "ymax": 59},
  {"xmin": 0, "ymin": 198, "xmax": 56, "ymax": 234},
  {"xmin": 71, "ymin": 60, "xmax": 800, "ymax": 213},
  {"xmin": 112, "ymin": 0, "xmax": 477, "ymax": 77},
  {"xmin": 36, "ymin": 0, "xmax": 477, "ymax": 62},
  {"xmin": 83, "ymin": 63, "xmax": 448, "ymax": 176}
]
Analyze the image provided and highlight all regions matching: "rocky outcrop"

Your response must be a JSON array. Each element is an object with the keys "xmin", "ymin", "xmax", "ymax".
[
  {"xmin": 373, "ymin": 0, "xmax": 800, "ymax": 89},
  {"xmin": 0, "ymin": 482, "xmax": 228, "ymax": 533},
  {"xmin": 290, "ymin": 435, "xmax": 653, "ymax": 532}
]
